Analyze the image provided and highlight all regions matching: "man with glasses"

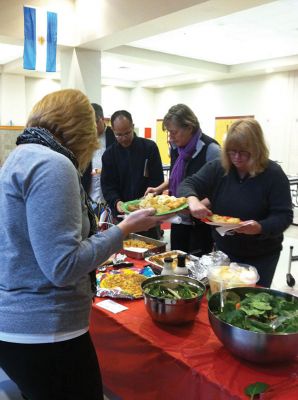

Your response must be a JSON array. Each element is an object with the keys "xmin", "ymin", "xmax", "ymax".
[{"xmin": 101, "ymin": 110, "xmax": 164, "ymax": 239}]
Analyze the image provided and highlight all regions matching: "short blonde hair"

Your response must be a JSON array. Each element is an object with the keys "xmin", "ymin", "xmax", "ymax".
[
  {"xmin": 162, "ymin": 103, "xmax": 200, "ymax": 133},
  {"xmin": 221, "ymin": 118, "xmax": 269, "ymax": 176},
  {"xmin": 26, "ymin": 89, "xmax": 98, "ymax": 171}
]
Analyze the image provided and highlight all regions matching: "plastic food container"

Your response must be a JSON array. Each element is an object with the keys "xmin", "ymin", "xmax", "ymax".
[{"xmin": 207, "ymin": 262, "xmax": 259, "ymax": 294}]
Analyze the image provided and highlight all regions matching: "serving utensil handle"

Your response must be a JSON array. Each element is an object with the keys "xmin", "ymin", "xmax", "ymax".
[{"xmin": 288, "ymin": 246, "xmax": 293, "ymax": 274}]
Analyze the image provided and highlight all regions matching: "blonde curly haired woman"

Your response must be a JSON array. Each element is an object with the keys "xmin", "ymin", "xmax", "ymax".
[{"xmin": 0, "ymin": 89, "xmax": 166, "ymax": 400}]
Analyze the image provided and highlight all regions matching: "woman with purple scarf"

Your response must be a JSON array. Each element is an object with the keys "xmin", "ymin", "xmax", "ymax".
[{"xmin": 146, "ymin": 104, "xmax": 220, "ymax": 255}]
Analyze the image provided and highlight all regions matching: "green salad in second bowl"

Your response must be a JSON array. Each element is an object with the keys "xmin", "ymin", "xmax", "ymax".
[{"xmin": 214, "ymin": 290, "xmax": 298, "ymax": 333}]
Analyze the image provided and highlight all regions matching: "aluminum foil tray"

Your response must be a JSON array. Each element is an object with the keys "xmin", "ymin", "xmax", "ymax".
[{"xmin": 121, "ymin": 233, "xmax": 167, "ymax": 260}]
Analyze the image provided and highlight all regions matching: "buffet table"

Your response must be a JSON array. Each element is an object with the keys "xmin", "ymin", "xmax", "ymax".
[{"xmin": 90, "ymin": 261, "xmax": 298, "ymax": 400}]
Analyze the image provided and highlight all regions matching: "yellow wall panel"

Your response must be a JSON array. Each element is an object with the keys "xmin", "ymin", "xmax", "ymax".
[
  {"xmin": 156, "ymin": 120, "xmax": 170, "ymax": 165},
  {"xmin": 215, "ymin": 115, "xmax": 254, "ymax": 146}
]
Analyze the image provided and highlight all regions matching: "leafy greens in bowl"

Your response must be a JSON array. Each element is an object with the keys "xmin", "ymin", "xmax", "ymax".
[
  {"xmin": 215, "ymin": 289, "xmax": 298, "ymax": 333},
  {"xmin": 143, "ymin": 281, "xmax": 203, "ymax": 300},
  {"xmin": 208, "ymin": 287, "xmax": 298, "ymax": 363},
  {"xmin": 141, "ymin": 275, "xmax": 205, "ymax": 325}
]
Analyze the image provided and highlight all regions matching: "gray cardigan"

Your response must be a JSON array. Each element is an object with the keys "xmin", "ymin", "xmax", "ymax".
[{"xmin": 0, "ymin": 144, "xmax": 122, "ymax": 336}]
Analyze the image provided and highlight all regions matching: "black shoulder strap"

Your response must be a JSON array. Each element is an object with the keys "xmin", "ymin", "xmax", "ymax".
[{"xmin": 201, "ymin": 132, "xmax": 220, "ymax": 147}]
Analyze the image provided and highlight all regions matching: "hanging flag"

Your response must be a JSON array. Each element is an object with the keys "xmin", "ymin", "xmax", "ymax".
[{"xmin": 23, "ymin": 6, "xmax": 57, "ymax": 72}]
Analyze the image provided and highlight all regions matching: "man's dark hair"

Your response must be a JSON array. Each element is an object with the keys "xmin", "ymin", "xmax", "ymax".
[
  {"xmin": 111, "ymin": 110, "xmax": 133, "ymax": 126},
  {"xmin": 91, "ymin": 103, "xmax": 104, "ymax": 121}
]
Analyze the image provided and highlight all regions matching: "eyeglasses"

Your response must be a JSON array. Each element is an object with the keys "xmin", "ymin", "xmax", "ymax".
[
  {"xmin": 227, "ymin": 150, "xmax": 251, "ymax": 159},
  {"xmin": 114, "ymin": 130, "xmax": 132, "ymax": 139}
]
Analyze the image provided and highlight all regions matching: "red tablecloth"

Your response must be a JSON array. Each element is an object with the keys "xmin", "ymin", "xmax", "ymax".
[{"xmin": 90, "ymin": 264, "xmax": 298, "ymax": 400}]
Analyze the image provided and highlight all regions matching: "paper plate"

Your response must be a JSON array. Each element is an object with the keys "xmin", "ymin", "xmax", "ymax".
[{"xmin": 201, "ymin": 218, "xmax": 242, "ymax": 228}]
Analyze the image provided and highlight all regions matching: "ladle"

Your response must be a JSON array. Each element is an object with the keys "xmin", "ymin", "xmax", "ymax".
[{"xmin": 286, "ymin": 246, "xmax": 296, "ymax": 288}]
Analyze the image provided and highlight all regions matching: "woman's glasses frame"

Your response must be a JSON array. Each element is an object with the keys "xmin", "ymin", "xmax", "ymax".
[{"xmin": 227, "ymin": 150, "xmax": 251, "ymax": 159}]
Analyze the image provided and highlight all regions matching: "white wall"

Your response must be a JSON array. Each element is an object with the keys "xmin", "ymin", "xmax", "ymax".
[
  {"xmin": 101, "ymin": 86, "xmax": 156, "ymax": 138},
  {"xmin": 0, "ymin": 75, "xmax": 60, "ymax": 125},
  {"xmin": 130, "ymin": 86, "xmax": 155, "ymax": 138},
  {"xmin": 1, "ymin": 70, "xmax": 298, "ymax": 175},
  {"xmin": 0, "ymin": 74, "xmax": 26, "ymax": 125},
  {"xmin": 153, "ymin": 71, "xmax": 298, "ymax": 175},
  {"xmin": 101, "ymin": 85, "xmax": 132, "ymax": 118},
  {"xmin": 25, "ymin": 78, "xmax": 61, "ymax": 116}
]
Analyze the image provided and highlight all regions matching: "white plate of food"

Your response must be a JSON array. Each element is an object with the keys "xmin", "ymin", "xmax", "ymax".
[{"xmin": 201, "ymin": 214, "xmax": 242, "ymax": 228}]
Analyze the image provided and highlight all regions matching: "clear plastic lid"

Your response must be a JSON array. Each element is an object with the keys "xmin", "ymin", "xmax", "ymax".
[{"xmin": 208, "ymin": 262, "xmax": 260, "ymax": 285}]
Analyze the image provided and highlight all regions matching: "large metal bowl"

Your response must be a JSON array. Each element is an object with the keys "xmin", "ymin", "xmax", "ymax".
[
  {"xmin": 208, "ymin": 286, "xmax": 298, "ymax": 363},
  {"xmin": 141, "ymin": 275, "xmax": 205, "ymax": 325}
]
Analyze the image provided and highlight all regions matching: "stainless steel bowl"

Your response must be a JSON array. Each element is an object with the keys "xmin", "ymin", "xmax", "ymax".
[
  {"xmin": 141, "ymin": 275, "xmax": 205, "ymax": 325},
  {"xmin": 208, "ymin": 286, "xmax": 298, "ymax": 363}
]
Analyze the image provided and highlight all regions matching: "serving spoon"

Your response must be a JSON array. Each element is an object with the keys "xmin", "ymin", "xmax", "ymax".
[{"xmin": 286, "ymin": 246, "xmax": 296, "ymax": 288}]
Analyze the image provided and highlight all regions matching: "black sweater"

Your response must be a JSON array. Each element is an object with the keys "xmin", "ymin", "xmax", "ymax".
[
  {"xmin": 178, "ymin": 159, "xmax": 293, "ymax": 258},
  {"xmin": 101, "ymin": 136, "xmax": 164, "ymax": 216}
]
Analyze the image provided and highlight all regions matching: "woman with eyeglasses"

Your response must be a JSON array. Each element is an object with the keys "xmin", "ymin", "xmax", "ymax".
[{"xmin": 178, "ymin": 118, "xmax": 293, "ymax": 287}]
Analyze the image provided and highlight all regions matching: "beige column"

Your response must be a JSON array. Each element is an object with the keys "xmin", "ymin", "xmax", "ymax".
[
  {"xmin": 60, "ymin": 48, "xmax": 102, "ymax": 103},
  {"xmin": 0, "ymin": 74, "xmax": 26, "ymax": 126}
]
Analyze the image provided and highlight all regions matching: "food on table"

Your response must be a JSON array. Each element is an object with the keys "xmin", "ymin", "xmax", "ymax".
[
  {"xmin": 206, "ymin": 214, "xmax": 241, "ymax": 224},
  {"xmin": 208, "ymin": 263, "xmax": 259, "ymax": 293},
  {"xmin": 100, "ymin": 271, "xmax": 146, "ymax": 297},
  {"xmin": 123, "ymin": 239, "xmax": 156, "ymax": 250},
  {"xmin": 91, "ymin": 168, "xmax": 101, "ymax": 175},
  {"xmin": 127, "ymin": 203, "xmax": 140, "ymax": 212},
  {"xmin": 139, "ymin": 194, "xmax": 187, "ymax": 214},
  {"xmin": 215, "ymin": 290, "xmax": 298, "ymax": 333},
  {"xmin": 147, "ymin": 251, "xmax": 192, "ymax": 268},
  {"xmin": 143, "ymin": 282, "xmax": 204, "ymax": 300}
]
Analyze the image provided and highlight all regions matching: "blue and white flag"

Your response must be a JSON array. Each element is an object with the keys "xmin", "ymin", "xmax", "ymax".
[{"xmin": 23, "ymin": 6, "xmax": 57, "ymax": 72}]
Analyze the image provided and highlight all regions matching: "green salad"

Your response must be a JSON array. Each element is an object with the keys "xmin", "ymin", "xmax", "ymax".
[
  {"xmin": 215, "ymin": 291, "xmax": 298, "ymax": 333},
  {"xmin": 143, "ymin": 283, "xmax": 203, "ymax": 300}
]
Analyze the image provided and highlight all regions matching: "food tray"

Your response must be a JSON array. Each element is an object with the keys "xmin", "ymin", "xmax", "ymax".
[
  {"xmin": 121, "ymin": 233, "xmax": 167, "ymax": 260},
  {"xmin": 145, "ymin": 250, "xmax": 196, "ymax": 269},
  {"xmin": 145, "ymin": 250, "xmax": 209, "ymax": 285}
]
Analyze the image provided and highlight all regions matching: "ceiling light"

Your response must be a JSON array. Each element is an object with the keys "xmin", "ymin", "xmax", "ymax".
[{"xmin": 266, "ymin": 68, "xmax": 274, "ymax": 73}]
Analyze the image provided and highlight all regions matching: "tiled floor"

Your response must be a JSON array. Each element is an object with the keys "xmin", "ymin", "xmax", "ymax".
[
  {"xmin": 0, "ymin": 369, "xmax": 21, "ymax": 400},
  {"xmin": 1, "ymin": 222, "xmax": 298, "ymax": 400},
  {"xmin": 271, "ymin": 224, "xmax": 298, "ymax": 296}
]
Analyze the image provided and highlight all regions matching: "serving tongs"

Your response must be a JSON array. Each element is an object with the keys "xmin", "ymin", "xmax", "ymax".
[
  {"xmin": 270, "ymin": 310, "xmax": 298, "ymax": 331},
  {"xmin": 97, "ymin": 262, "xmax": 134, "ymax": 273}
]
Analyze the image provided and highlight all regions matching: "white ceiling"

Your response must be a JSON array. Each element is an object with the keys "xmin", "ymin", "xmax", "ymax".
[
  {"xmin": 1, "ymin": 0, "xmax": 298, "ymax": 88},
  {"xmin": 130, "ymin": 0, "xmax": 298, "ymax": 65}
]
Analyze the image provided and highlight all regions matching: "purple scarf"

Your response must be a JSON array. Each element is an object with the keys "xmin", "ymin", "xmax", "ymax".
[{"xmin": 169, "ymin": 131, "xmax": 200, "ymax": 196}]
